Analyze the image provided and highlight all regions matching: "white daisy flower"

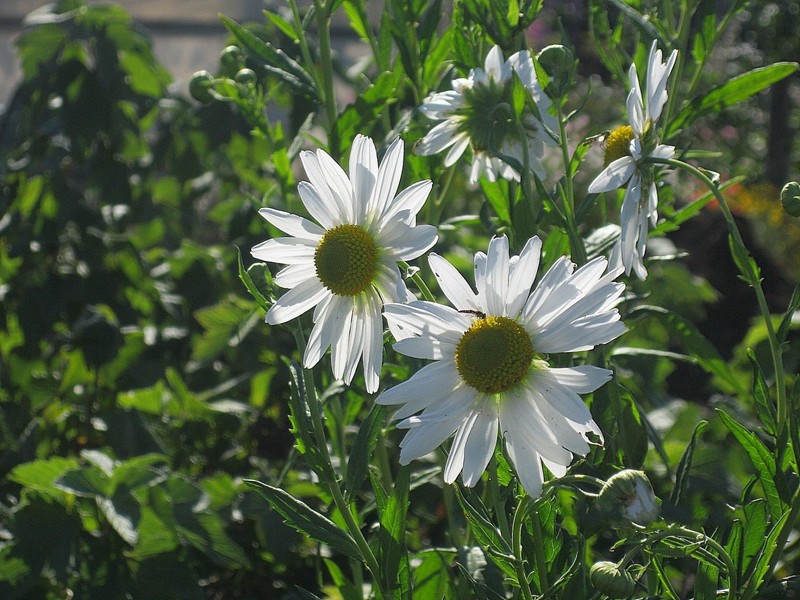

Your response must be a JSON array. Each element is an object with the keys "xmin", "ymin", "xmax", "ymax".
[
  {"xmin": 376, "ymin": 236, "xmax": 625, "ymax": 497},
  {"xmin": 251, "ymin": 135, "xmax": 438, "ymax": 393},
  {"xmin": 416, "ymin": 45, "xmax": 558, "ymax": 184},
  {"xmin": 588, "ymin": 40, "xmax": 678, "ymax": 280}
]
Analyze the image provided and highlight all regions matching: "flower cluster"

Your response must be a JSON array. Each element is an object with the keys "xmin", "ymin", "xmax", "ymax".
[{"xmin": 250, "ymin": 41, "xmax": 683, "ymax": 497}]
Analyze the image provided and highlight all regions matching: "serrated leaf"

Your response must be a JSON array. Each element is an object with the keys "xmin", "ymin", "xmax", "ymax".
[
  {"xmin": 480, "ymin": 179, "xmax": 512, "ymax": 225},
  {"xmin": 744, "ymin": 508, "xmax": 791, "ymax": 592},
  {"xmin": 345, "ymin": 403, "xmax": 385, "ymax": 502},
  {"xmin": 717, "ymin": 410, "xmax": 785, "ymax": 520},
  {"xmin": 741, "ymin": 499, "xmax": 769, "ymax": 576},
  {"xmin": 412, "ymin": 549, "xmax": 457, "ymax": 599},
  {"xmin": 245, "ymin": 479, "xmax": 361, "ymax": 560},
  {"xmin": 453, "ymin": 486, "xmax": 517, "ymax": 583},
  {"xmin": 748, "ymin": 350, "xmax": 777, "ymax": 436},
  {"xmin": 109, "ymin": 454, "xmax": 168, "ymax": 496},
  {"xmin": 177, "ymin": 511, "xmax": 252, "ymax": 569},
  {"xmin": 97, "ymin": 493, "xmax": 139, "ymax": 545},
  {"xmin": 668, "ymin": 63, "xmax": 799, "ymax": 136},
  {"xmin": 669, "ymin": 420, "xmax": 708, "ymax": 506}
]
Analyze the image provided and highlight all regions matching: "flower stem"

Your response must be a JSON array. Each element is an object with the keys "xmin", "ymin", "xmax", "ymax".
[
  {"xmin": 555, "ymin": 102, "xmax": 587, "ymax": 265},
  {"xmin": 511, "ymin": 496, "xmax": 537, "ymax": 600},
  {"xmin": 313, "ymin": 0, "xmax": 340, "ymax": 159},
  {"xmin": 400, "ymin": 260, "xmax": 436, "ymax": 302},
  {"xmin": 651, "ymin": 157, "xmax": 788, "ymax": 436},
  {"xmin": 302, "ymin": 365, "xmax": 386, "ymax": 597}
]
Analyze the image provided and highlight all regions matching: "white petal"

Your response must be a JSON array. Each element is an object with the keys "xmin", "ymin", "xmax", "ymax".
[
  {"xmin": 588, "ymin": 156, "xmax": 636, "ymax": 193},
  {"xmin": 378, "ymin": 179, "xmax": 432, "ymax": 226},
  {"xmin": 473, "ymin": 251, "xmax": 488, "ymax": 306},
  {"xmin": 361, "ymin": 291, "xmax": 384, "ymax": 393},
  {"xmin": 379, "ymin": 223, "xmax": 438, "ymax": 261},
  {"xmin": 444, "ymin": 134, "xmax": 470, "ymax": 167},
  {"xmin": 330, "ymin": 302, "xmax": 354, "ymax": 381},
  {"xmin": 417, "ymin": 120, "xmax": 460, "ymax": 156},
  {"xmin": 419, "ymin": 90, "xmax": 461, "ymax": 119},
  {"xmin": 376, "ymin": 358, "xmax": 460, "ymax": 418},
  {"xmin": 373, "ymin": 262, "xmax": 409, "ymax": 305},
  {"xmin": 484, "ymin": 235, "xmax": 510, "ymax": 316},
  {"xmin": 627, "ymin": 76, "xmax": 645, "ymax": 138},
  {"xmin": 506, "ymin": 236, "xmax": 542, "ymax": 317},
  {"xmin": 274, "ymin": 263, "xmax": 314, "ymax": 288},
  {"xmin": 535, "ymin": 312, "xmax": 625, "ymax": 354},
  {"xmin": 297, "ymin": 181, "xmax": 340, "ymax": 229},
  {"xmin": 300, "ymin": 152, "xmax": 351, "ymax": 225},
  {"xmin": 428, "ymin": 253, "xmax": 481, "ymax": 312},
  {"xmin": 251, "ymin": 237, "xmax": 316, "ymax": 265},
  {"xmin": 369, "ymin": 137, "xmax": 404, "ymax": 218},
  {"xmin": 316, "ymin": 149, "xmax": 356, "ymax": 224},
  {"xmin": 548, "ymin": 365, "xmax": 613, "ymax": 393},
  {"xmin": 458, "ymin": 404, "xmax": 499, "ymax": 486},
  {"xmin": 483, "ymin": 45, "xmax": 506, "ymax": 82},
  {"xmin": 349, "ymin": 134, "xmax": 378, "ymax": 222},
  {"xmin": 384, "ymin": 301, "xmax": 469, "ymax": 343},
  {"xmin": 266, "ymin": 278, "xmax": 328, "ymax": 324},
  {"xmin": 258, "ymin": 207, "xmax": 325, "ymax": 239},
  {"xmin": 342, "ymin": 300, "xmax": 365, "ymax": 385},
  {"xmin": 304, "ymin": 295, "xmax": 337, "ymax": 367},
  {"xmin": 651, "ymin": 144, "xmax": 675, "ymax": 160}
]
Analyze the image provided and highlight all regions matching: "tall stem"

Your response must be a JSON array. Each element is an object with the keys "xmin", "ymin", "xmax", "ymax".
[
  {"xmin": 302, "ymin": 365, "xmax": 386, "ymax": 597},
  {"xmin": 555, "ymin": 103, "xmax": 587, "ymax": 265},
  {"xmin": 652, "ymin": 157, "xmax": 787, "ymax": 434},
  {"xmin": 314, "ymin": 0, "xmax": 340, "ymax": 158},
  {"xmin": 511, "ymin": 497, "xmax": 538, "ymax": 600}
]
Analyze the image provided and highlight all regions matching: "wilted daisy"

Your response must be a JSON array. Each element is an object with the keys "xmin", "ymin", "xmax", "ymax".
[
  {"xmin": 251, "ymin": 135, "xmax": 437, "ymax": 393},
  {"xmin": 376, "ymin": 236, "xmax": 625, "ymax": 497},
  {"xmin": 588, "ymin": 40, "xmax": 678, "ymax": 280},
  {"xmin": 416, "ymin": 45, "xmax": 558, "ymax": 184}
]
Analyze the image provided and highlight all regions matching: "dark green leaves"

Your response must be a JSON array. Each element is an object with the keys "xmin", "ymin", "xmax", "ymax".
[
  {"xmin": 668, "ymin": 63, "xmax": 799, "ymax": 136},
  {"xmin": 245, "ymin": 479, "xmax": 362, "ymax": 560}
]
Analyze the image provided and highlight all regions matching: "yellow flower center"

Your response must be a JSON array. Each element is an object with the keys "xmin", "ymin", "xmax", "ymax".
[
  {"xmin": 314, "ymin": 224, "xmax": 378, "ymax": 296},
  {"xmin": 603, "ymin": 125, "xmax": 635, "ymax": 166},
  {"xmin": 455, "ymin": 315, "xmax": 534, "ymax": 394}
]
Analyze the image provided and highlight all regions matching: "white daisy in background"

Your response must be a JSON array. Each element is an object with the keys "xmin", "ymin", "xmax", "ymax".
[
  {"xmin": 251, "ymin": 135, "xmax": 438, "ymax": 393},
  {"xmin": 588, "ymin": 40, "xmax": 678, "ymax": 280},
  {"xmin": 416, "ymin": 45, "xmax": 558, "ymax": 184},
  {"xmin": 376, "ymin": 236, "xmax": 625, "ymax": 497}
]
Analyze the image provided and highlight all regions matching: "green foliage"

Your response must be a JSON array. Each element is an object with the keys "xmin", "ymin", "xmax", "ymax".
[{"xmin": 1, "ymin": 0, "xmax": 799, "ymax": 598}]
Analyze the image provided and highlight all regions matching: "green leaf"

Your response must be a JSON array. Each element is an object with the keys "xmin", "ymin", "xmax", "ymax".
[
  {"xmin": 744, "ymin": 508, "xmax": 791, "ymax": 592},
  {"xmin": 55, "ymin": 466, "xmax": 110, "ymax": 498},
  {"xmin": 177, "ymin": 512, "xmax": 252, "ymax": 569},
  {"xmin": 109, "ymin": 454, "xmax": 168, "ymax": 496},
  {"xmin": 345, "ymin": 403, "xmax": 386, "ymax": 502},
  {"xmin": 238, "ymin": 248, "xmax": 272, "ymax": 313},
  {"xmin": 748, "ymin": 350, "xmax": 777, "ymax": 436},
  {"xmin": 324, "ymin": 559, "xmax": 363, "ymax": 600},
  {"xmin": 191, "ymin": 294, "xmax": 257, "ymax": 362},
  {"xmin": 741, "ymin": 499, "xmax": 769, "ymax": 576},
  {"xmin": 129, "ymin": 506, "xmax": 179, "ymax": 560},
  {"xmin": 717, "ymin": 410, "xmax": 785, "ymax": 520},
  {"xmin": 412, "ymin": 549, "xmax": 457, "ymax": 599},
  {"xmin": 777, "ymin": 282, "xmax": 800, "ymax": 345},
  {"xmin": 117, "ymin": 381, "xmax": 169, "ymax": 415},
  {"xmin": 669, "ymin": 420, "xmax": 708, "ymax": 506},
  {"xmin": 728, "ymin": 234, "xmax": 761, "ymax": 287},
  {"xmin": 480, "ymin": 179, "xmax": 512, "ymax": 225},
  {"xmin": 245, "ymin": 479, "xmax": 362, "ymax": 560},
  {"xmin": 453, "ymin": 486, "xmax": 518, "ymax": 583},
  {"xmin": 97, "ymin": 493, "xmax": 140, "ymax": 545},
  {"xmin": 378, "ymin": 466, "xmax": 412, "ymax": 600},
  {"xmin": 263, "ymin": 9, "xmax": 299, "ymax": 41},
  {"xmin": 219, "ymin": 15, "xmax": 316, "ymax": 98},
  {"xmin": 8, "ymin": 457, "xmax": 80, "ymax": 492},
  {"xmin": 668, "ymin": 62, "xmax": 799, "ymax": 136}
]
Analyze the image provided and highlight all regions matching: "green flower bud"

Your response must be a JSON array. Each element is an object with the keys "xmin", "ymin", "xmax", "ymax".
[
  {"xmin": 781, "ymin": 181, "xmax": 800, "ymax": 217},
  {"xmin": 189, "ymin": 70, "xmax": 214, "ymax": 103},
  {"xmin": 536, "ymin": 44, "xmax": 575, "ymax": 96},
  {"xmin": 235, "ymin": 68, "xmax": 257, "ymax": 85},
  {"xmin": 590, "ymin": 561, "xmax": 635, "ymax": 598},
  {"xmin": 595, "ymin": 470, "xmax": 660, "ymax": 526},
  {"xmin": 219, "ymin": 45, "xmax": 244, "ymax": 76}
]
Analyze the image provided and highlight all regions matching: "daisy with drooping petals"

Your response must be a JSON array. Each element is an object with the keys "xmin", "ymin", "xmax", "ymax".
[
  {"xmin": 589, "ymin": 40, "xmax": 678, "ymax": 280},
  {"xmin": 376, "ymin": 236, "xmax": 625, "ymax": 497},
  {"xmin": 416, "ymin": 45, "xmax": 558, "ymax": 184},
  {"xmin": 251, "ymin": 135, "xmax": 437, "ymax": 393}
]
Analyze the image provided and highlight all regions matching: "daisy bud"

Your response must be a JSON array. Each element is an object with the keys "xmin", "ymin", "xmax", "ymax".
[
  {"xmin": 590, "ymin": 561, "xmax": 636, "ymax": 599},
  {"xmin": 781, "ymin": 182, "xmax": 800, "ymax": 217},
  {"xmin": 596, "ymin": 469, "xmax": 660, "ymax": 526}
]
